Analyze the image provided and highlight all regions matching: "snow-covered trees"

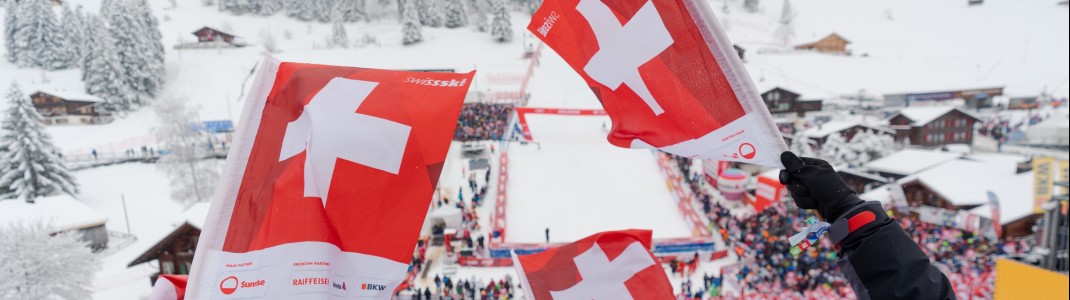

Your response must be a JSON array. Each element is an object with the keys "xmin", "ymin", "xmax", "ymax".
[
  {"xmin": 331, "ymin": 12, "xmax": 351, "ymax": 48},
  {"xmin": 0, "ymin": 83, "xmax": 78, "ymax": 203},
  {"xmin": 848, "ymin": 130, "xmax": 896, "ymax": 165},
  {"xmin": 339, "ymin": 0, "xmax": 369, "ymax": 22},
  {"xmin": 82, "ymin": 15, "xmax": 134, "ymax": 112},
  {"xmin": 469, "ymin": 0, "xmax": 490, "ymax": 32},
  {"xmin": 817, "ymin": 133, "xmax": 850, "ymax": 167},
  {"xmin": 285, "ymin": 0, "xmax": 318, "ymax": 21},
  {"xmin": 7, "ymin": 0, "xmax": 75, "ymax": 70},
  {"xmin": 490, "ymin": 0, "xmax": 512, "ymax": 42},
  {"xmin": 0, "ymin": 222, "xmax": 99, "ymax": 300},
  {"xmin": 219, "ymin": 0, "xmax": 285, "ymax": 15},
  {"xmin": 102, "ymin": 0, "xmax": 167, "ymax": 106},
  {"xmin": 415, "ymin": 0, "xmax": 442, "ymax": 27},
  {"xmin": 3, "ymin": 0, "xmax": 22, "ymax": 63},
  {"xmin": 61, "ymin": 4, "xmax": 88, "ymax": 64},
  {"xmin": 817, "ymin": 130, "xmax": 896, "ymax": 168},
  {"xmin": 774, "ymin": 0, "xmax": 796, "ymax": 46},
  {"xmin": 154, "ymin": 97, "xmax": 221, "ymax": 206},
  {"xmin": 401, "ymin": 0, "xmax": 423, "ymax": 45},
  {"xmin": 444, "ymin": 0, "xmax": 468, "ymax": 28},
  {"xmin": 789, "ymin": 135, "xmax": 816, "ymax": 158},
  {"xmin": 744, "ymin": 0, "xmax": 760, "ymax": 13}
]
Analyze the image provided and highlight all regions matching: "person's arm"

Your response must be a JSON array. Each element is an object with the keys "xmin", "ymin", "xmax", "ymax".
[{"xmin": 779, "ymin": 152, "xmax": 954, "ymax": 300}]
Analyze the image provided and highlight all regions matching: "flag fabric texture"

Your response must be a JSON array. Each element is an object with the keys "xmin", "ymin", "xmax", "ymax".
[
  {"xmin": 149, "ymin": 275, "xmax": 188, "ymax": 300},
  {"xmin": 986, "ymin": 191, "xmax": 1001, "ymax": 239},
  {"xmin": 185, "ymin": 56, "xmax": 474, "ymax": 299},
  {"xmin": 512, "ymin": 229, "xmax": 674, "ymax": 300},
  {"xmin": 527, "ymin": 0, "xmax": 787, "ymax": 167}
]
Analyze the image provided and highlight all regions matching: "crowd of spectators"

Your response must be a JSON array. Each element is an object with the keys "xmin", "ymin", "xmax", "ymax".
[
  {"xmin": 669, "ymin": 154, "xmax": 1029, "ymax": 299},
  {"xmin": 455, "ymin": 103, "xmax": 514, "ymax": 141},
  {"xmin": 404, "ymin": 274, "xmax": 517, "ymax": 300}
]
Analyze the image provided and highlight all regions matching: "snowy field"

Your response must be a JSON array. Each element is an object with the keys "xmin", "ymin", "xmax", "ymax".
[{"xmin": 505, "ymin": 114, "xmax": 693, "ymax": 243}]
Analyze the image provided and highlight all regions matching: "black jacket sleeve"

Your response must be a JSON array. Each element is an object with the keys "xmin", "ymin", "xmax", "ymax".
[{"xmin": 834, "ymin": 200, "xmax": 956, "ymax": 300}]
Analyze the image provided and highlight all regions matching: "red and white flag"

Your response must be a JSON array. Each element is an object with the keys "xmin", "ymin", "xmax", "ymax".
[
  {"xmin": 527, "ymin": 0, "xmax": 786, "ymax": 166},
  {"xmin": 149, "ymin": 275, "xmax": 188, "ymax": 300},
  {"xmin": 185, "ymin": 56, "xmax": 474, "ymax": 299},
  {"xmin": 512, "ymin": 229, "xmax": 674, "ymax": 300}
]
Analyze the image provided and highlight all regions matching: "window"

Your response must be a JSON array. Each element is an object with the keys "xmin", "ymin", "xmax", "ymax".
[{"xmin": 768, "ymin": 92, "xmax": 781, "ymax": 101}]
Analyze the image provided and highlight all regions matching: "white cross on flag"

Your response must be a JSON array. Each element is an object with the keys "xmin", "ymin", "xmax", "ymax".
[
  {"xmin": 528, "ymin": 0, "xmax": 787, "ymax": 167},
  {"xmin": 512, "ymin": 230, "xmax": 674, "ymax": 300},
  {"xmin": 184, "ymin": 56, "xmax": 474, "ymax": 299}
]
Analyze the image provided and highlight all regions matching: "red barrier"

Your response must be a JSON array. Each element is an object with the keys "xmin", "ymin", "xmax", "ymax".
[
  {"xmin": 457, "ymin": 256, "xmax": 515, "ymax": 267},
  {"xmin": 514, "ymin": 107, "xmax": 609, "ymax": 141},
  {"xmin": 655, "ymin": 153, "xmax": 711, "ymax": 237},
  {"xmin": 490, "ymin": 153, "xmax": 509, "ymax": 246}
]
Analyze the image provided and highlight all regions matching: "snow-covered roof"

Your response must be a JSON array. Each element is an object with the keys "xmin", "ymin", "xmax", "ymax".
[
  {"xmin": 904, "ymin": 159, "xmax": 1033, "ymax": 208},
  {"xmin": 32, "ymin": 89, "xmax": 104, "ymax": 103},
  {"xmin": 858, "ymin": 183, "xmax": 894, "ymax": 204},
  {"xmin": 182, "ymin": 202, "xmax": 211, "ymax": 230},
  {"xmin": 798, "ymin": 121, "xmax": 890, "ymax": 139},
  {"xmin": 865, "ymin": 149, "xmax": 963, "ymax": 176},
  {"xmin": 894, "ymin": 106, "xmax": 954, "ymax": 124},
  {"xmin": 0, "ymin": 195, "xmax": 108, "ymax": 232}
]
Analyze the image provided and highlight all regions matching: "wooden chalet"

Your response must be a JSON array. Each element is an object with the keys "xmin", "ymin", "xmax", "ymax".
[
  {"xmin": 129, "ymin": 203, "xmax": 208, "ymax": 284},
  {"xmin": 761, "ymin": 87, "xmax": 823, "ymax": 117},
  {"xmin": 887, "ymin": 106, "xmax": 980, "ymax": 147},
  {"xmin": 30, "ymin": 90, "xmax": 112, "ymax": 125},
  {"xmin": 176, "ymin": 27, "xmax": 246, "ymax": 49},
  {"xmin": 795, "ymin": 33, "xmax": 850, "ymax": 54}
]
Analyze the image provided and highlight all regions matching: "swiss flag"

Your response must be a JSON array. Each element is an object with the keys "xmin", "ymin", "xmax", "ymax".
[
  {"xmin": 185, "ymin": 57, "xmax": 474, "ymax": 299},
  {"xmin": 528, "ymin": 0, "xmax": 786, "ymax": 166},
  {"xmin": 512, "ymin": 230, "xmax": 673, "ymax": 300},
  {"xmin": 149, "ymin": 275, "xmax": 188, "ymax": 300}
]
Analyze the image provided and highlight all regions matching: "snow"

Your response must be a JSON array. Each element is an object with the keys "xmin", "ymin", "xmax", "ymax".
[
  {"xmin": 892, "ymin": 106, "xmax": 960, "ymax": 125},
  {"xmin": 183, "ymin": 201, "xmax": 210, "ymax": 230},
  {"xmin": 797, "ymin": 120, "xmax": 888, "ymax": 138},
  {"xmin": 505, "ymin": 115, "xmax": 692, "ymax": 244},
  {"xmin": 903, "ymin": 158, "xmax": 1032, "ymax": 207},
  {"xmin": 0, "ymin": 194, "xmax": 108, "ymax": 232},
  {"xmin": 30, "ymin": 88, "xmax": 104, "ymax": 102},
  {"xmin": 864, "ymin": 148, "xmax": 963, "ymax": 176}
]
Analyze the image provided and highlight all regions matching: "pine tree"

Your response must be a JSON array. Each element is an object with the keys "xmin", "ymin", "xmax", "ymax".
[
  {"xmin": 286, "ymin": 0, "xmax": 317, "ymax": 21},
  {"xmin": 527, "ymin": 0, "xmax": 543, "ymax": 15},
  {"xmin": 13, "ymin": 0, "xmax": 72, "ymax": 70},
  {"xmin": 0, "ymin": 222, "xmax": 99, "ymax": 300},
  {"xmin": 744, "ymin": 0, "xmax": 759, "ymax": 13},
  {"xmin": 257, "ymin": 0, "xmax": 285, "ymax": 15},
  {"xmin": 469, "ymin": 0, "xmax": 490, "ymax": 32},
  {"xmin": 3, "ymin": 0, "xmax": 23, "ymax": 63},
  {"xmin": 0, "ymin": 82, "xmax": 78, "ymax": 202},
  {"xmin": 154, "ymin": 96, "xmax": 221, "ymax": 206},
  {"xmin": 401, "ymin": 0, "xmax": 423, "ymax": 45},
  {"xmin": 61, "ymin": 4, "xmax": 88, "ymax": 66},
  {"xmin": 416, "ymin": 0, "xmax": 442, "ymax": 27},
  {"xmin": 773, "ymin": 0, "xmax": 795, "ymax": 46},
  {"xmin": 443, "ymin": 0, "xmax": 467, "ymax": 28},
  {"xmin": 331, "ymin": 11, "xmax": 350, "ymax": 48},
  {"xmin": 339, "ymin": 0, "xmax": 368, "ymax": 22},
  {"xmin": 312, "ymin": 0, "xmax": 335, "ymax": 23},
  {"xmin": 82, "ymin": 15, "xmax": 133, "ymax": 112},
  {"xmin": 489, "ymin": 0, "xmax": 512, "ymax": 42},
  {"xmin": 102, "ymin": 0, "xmax": 166, "ymax": 106},
  {"xmin": 848, "ymin": 129, "xmax": 895, "ymax": 166}
]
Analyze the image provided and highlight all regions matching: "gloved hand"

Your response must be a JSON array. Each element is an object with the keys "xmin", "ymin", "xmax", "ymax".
[{"xmin": 778, "ymin": 151, "xmax": 862, "ymax": 221}]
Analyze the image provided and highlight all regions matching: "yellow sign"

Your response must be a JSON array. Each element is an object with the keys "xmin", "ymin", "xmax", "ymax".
[
  {"xmin": 1059, "ymin": 159, "xmax": 1069, "ymax": 196},
  {"xmin": 995, "ymin": 258, "xmax": 1070, "ymax": 300},
  {"xmin": 1033, "ymin": 157, "xmax": 1055, "ymax": 213}
]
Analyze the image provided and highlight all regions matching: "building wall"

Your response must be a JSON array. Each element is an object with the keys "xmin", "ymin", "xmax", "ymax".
[
  {"xmin": 910, "ymin": 111, "xmax": 976, "ymax": 147},
  {"xmin": 78, "ymin": 225, "xmax": 109, "ymax": 252},
  {"xmin": 763, "ymin": 89, "xmax": 801, "ymax": 114}
]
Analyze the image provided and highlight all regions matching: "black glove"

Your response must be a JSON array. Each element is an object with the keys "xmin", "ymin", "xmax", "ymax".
[{"xmin": 778, "ymin": 151, "xmax": 862, "ymax": 221}]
